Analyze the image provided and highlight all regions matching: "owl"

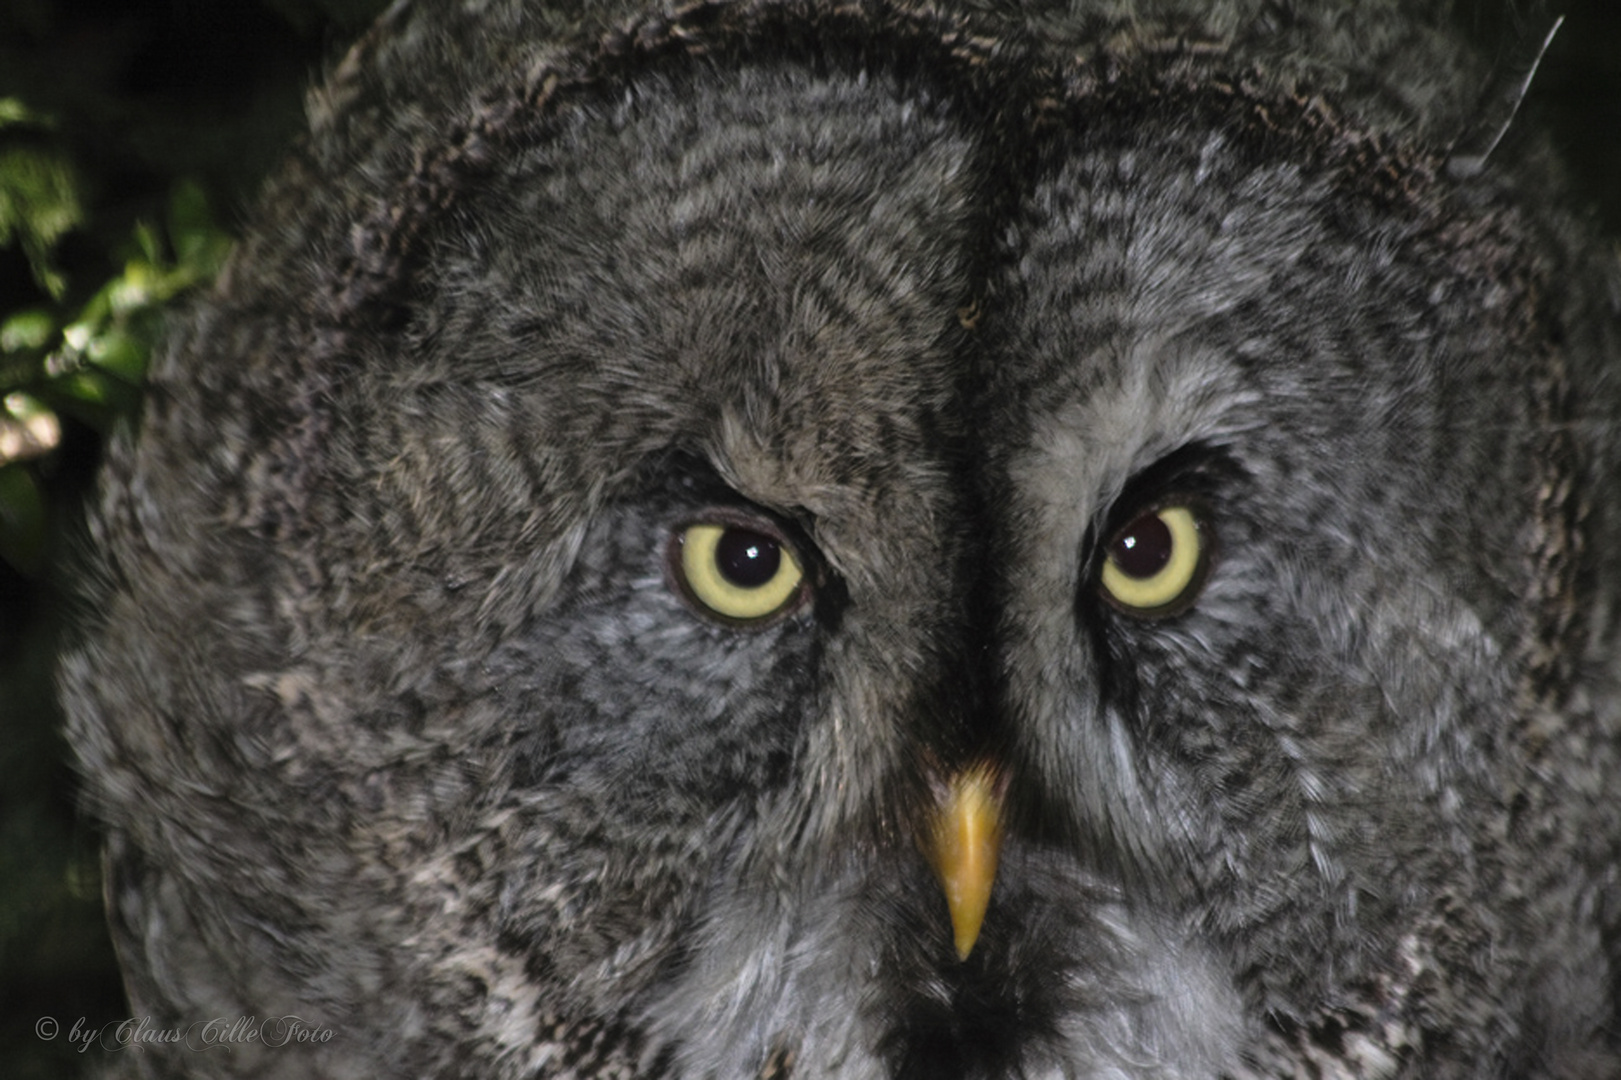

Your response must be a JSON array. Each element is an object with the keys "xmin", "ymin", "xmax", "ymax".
[{"xmin": 59, "ymin": 0, "xmax": 1621, "ymax": 1077}]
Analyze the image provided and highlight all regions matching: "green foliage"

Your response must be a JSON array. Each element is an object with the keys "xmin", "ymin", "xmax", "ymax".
[
  {"xmin": 0, "ymin": 464, "xmax": 47, "ymax": 575},
  {"xmin": 0, "ymin": 7, "xmax": 389, "ymax": 1076},
  {"xmin": 0, "ymin": 99, "xmax": 82, "ymax": 301},
  {"xmin": 0, "ymin": 123, "xmax": 233, "ymax": 578}
]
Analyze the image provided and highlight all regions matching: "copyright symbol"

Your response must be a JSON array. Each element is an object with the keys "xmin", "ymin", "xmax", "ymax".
[{"xmin": 36, "ymin": 1016, "xmax": 59, "ymax": 1040}]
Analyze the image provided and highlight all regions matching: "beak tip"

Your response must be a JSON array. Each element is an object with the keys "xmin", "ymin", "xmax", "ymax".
[
  {"xmin": 930, "ymin": 764, "xmax": 1003, "ymax": 964},
  {"xmin": 945, "ymin": 877, "xmax": 991, "ymax": 960}
]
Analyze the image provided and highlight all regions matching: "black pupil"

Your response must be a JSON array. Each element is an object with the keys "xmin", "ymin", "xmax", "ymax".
[
  {"xmin": 715, "ymin": 528, "xmax": 782, "ymax": 588},
  {"xmin": 1109, "ymin": 512, "xmax": 1173, "ymax": 579}
]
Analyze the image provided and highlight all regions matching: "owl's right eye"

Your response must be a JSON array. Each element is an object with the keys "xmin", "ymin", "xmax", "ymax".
[{"xmin": 669, "ymin": 520, "xmax": 808, "ymax": 626}]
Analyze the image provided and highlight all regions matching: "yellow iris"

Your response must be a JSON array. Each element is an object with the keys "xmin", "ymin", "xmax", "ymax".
[
  {"xmin": 679, "ymin": 523, "xmax": 805, "ymax": 622},
  {"xmin": 1099, "ymin": 505, "xmax": 1204, "ymax": 614}
]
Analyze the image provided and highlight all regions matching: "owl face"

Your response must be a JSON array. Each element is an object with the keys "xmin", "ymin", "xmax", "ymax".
[{"xmin": 61, "ymin": 2, "xmax": 1620, "ymax": 1078}]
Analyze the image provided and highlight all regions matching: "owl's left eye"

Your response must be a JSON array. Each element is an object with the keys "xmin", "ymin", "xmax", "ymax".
[
  {"xmin": 1097, "ymin": 504, "xmax": 1209, "ymax": 617},
  {"xmin": 670, "ymin": 520, "xmax": 808, "ymax": 626}
]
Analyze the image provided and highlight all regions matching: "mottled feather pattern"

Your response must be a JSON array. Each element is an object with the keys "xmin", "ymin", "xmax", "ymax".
[{"xmin": 59, "ymin": 1, "xmax": 1620, "ymax": 1078}]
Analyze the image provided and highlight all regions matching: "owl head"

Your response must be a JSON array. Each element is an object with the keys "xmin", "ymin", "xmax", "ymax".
[{"xmin": 61, "ymin": 1, "xmax": 1621, "ymax": 1077}]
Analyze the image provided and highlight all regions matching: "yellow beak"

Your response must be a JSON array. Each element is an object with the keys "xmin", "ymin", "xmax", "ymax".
[{"xmin": 927, "ymin": 765, "xmax": 1004, "ymax": 960}]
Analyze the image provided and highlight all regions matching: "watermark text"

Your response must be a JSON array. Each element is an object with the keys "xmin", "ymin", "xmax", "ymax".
[{"xmin": 36, "ymin": 1014, "xmax": 336, "ymax": 1054}]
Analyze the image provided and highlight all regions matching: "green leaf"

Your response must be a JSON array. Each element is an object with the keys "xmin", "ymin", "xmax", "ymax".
[
  {"xmin": 0, "ymin": 463, "xmax": 47, "ymax": 576},
  {"xmin": 86, "ymin": 327, "xmax": 148, "ymax": 385},
  {"xmin": 0, "ymin": 391, "xmax": 61, "ymax": 466},
  {"xmin": 42, "ymin": 368, "xmax": 139, "ymax": 430},
  {"xmin": 168, "ymin": 180, "xmax": 211, "ymax": 263},
  {"xmin": 0, "ymin": 98, "xmax": 50, "ymax": 131},
  {"xmin": 132, "ymin": 220, "xmax": 163, "ymax": 265},
  {"xmin": 0, "ymin": 309, "xmax": 54, "ymax": 354},
  {"xmin": 167, "ymin": 181, "xmax": 232, "ymax": 282},
  {"xmin": 0, "ymin": 145, "xmax": 83, "ymax": 300}
]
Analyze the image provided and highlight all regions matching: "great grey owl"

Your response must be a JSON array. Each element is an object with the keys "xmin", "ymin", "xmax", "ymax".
[{"xmin": 59, "ymin": 0, "xmax": 1621, "ymax": 1077}]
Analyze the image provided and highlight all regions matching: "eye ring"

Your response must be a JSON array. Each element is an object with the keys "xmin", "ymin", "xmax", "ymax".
[
  {"xmin": 667, "ymin": 514, "xmax": 810, "ymax": 628},
  {"xmin": 1097, "ymin": 503, "xmax": 1210, "ymax": 618}
]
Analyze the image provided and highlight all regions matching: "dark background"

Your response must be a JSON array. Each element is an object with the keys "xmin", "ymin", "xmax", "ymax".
[
  {"xmin": 0, "ymin": 1, "xmax": 1615, "ymax": 1077},
  {"xmin": 0, "ymin": 5, "xmax": 389, "ymax": 1077}
]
